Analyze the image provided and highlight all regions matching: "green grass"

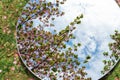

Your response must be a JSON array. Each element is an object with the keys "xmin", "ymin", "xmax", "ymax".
[
  {"xmin": 0, "ymin": 0, "xmax": 38, "ymax": 80},
  {"xmin": 104, "ymin": 61, "xmax": 120, "ymax": 80},
  {"xmin": 0, "ymin": 0, "xmax": 119, "ymax": 80}
]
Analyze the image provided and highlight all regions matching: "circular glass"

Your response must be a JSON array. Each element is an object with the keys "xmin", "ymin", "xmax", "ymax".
[{"xmin": 16, "ymin": 0, "xmax": 120, "ymax": 80}]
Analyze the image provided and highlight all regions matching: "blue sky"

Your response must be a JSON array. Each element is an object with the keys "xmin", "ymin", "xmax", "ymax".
[{"xmin": 24, "ymin": 0, "xmax": 120, "ymax": 80}]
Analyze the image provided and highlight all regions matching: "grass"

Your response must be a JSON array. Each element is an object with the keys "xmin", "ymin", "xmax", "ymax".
[
  {"xmin": 0, "ymin": 0, "xmax": 119, "ymax": 80},
  {"xmin": 105, "ymin": 61, "xmax": 120, "ymax": 80},
  {"xmin": 0, "ymin": 0, "xmax": 39, "ymax": 80}
]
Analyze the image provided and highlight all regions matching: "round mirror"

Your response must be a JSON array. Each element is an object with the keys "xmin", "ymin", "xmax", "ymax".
[{"xmin": 16, "ymin": 0, "xmax": 120, "ymax": 80}]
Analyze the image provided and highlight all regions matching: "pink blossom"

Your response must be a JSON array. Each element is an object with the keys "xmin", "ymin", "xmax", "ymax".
[
  {"xmin": 11, "ymin": 67, "xmax": 15, "ymax": 71},
  {"xmin": 13, "ymin": 61, "xmax": 17, "ymax": 65},
  {"xmin": 0, "ymin": 70, "xmax": 2, "ymax": 73},
  {"xmin": 3, "ymin": 16, "xmax": 7, "ymax": 19}
]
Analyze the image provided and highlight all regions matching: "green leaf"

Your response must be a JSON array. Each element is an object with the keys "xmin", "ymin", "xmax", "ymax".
[{"xmin": 52, "ymin": 68, "xmax": 57, "ymax": 72}]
